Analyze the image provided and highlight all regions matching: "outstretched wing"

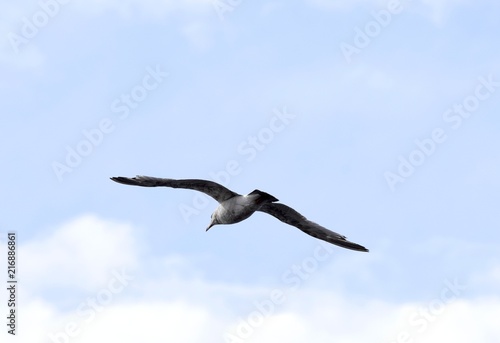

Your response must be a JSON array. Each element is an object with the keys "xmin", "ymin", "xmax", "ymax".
[
  {"xmin": 258, "ymin": 203, "xmax": 368, "ymax": 252},
  {"xmin": 110, "ymin": 176, "xmax": 239, "ymax": 203}
]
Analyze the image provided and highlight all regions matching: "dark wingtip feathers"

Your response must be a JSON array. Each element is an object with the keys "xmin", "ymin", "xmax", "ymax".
[
  {"xmin": 110, "ymin": 176, "xmax": 133, "ymax": 185},
  {"xmin": 325, "ymin": 235, "xmax": 369, "ymax": 252},
  {"xmin": 110, "ymin": 176, "xmax": 151, "ymax": 186}
]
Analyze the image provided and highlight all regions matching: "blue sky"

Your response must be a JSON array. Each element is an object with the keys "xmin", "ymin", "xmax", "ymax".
[{"xmin": 1, "ymin": 0, "xmax": 500, "ymax": 342}]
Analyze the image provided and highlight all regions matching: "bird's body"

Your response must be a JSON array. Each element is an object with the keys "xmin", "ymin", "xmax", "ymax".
[
  {"xmin": 215, "ymin": 195, "xmax": 258, "ymax": 224},
  {"xmin": 110, "ymin": 175, "xmax": 369, "ymax": 252},
  {"xmin": 209, "ymin": 190, "xmax": 279, "ymax": 228}
]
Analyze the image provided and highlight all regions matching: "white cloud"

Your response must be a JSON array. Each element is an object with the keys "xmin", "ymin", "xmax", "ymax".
[
  {"xmin": 235, "ymin": 292, "xmax": 500, "ymax": 343},
  {"xmin": 73, "ymin": 302, "xmax": 216, "ymax": 342},
  {"xmin": 6, "ymin": 215, "xmax": 500, "ymax": 342},
  {"xmin": 22, "ymin": 214, "xmax": 139, "ymax": 292},
  {"xmin": 9, "ymin": 286, "xmax": 500, "ymax": 342}
]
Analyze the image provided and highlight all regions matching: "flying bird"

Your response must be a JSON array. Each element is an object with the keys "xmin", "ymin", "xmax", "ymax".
[{"xmin": 110, "ymin": 176, "xmax": 368, "ymax": 252}]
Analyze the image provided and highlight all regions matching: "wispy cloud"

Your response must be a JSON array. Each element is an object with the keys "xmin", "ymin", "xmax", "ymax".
[
  {"xmin": 305, "ymin": 0, "xmax": 388, "ymax": 11},
  {"xmin": 71, "ymin": 0, "xmax": 214, "ymax": 16},
  {"xmin": 306, "ymin": 0, "xmax": 471, "ymax": 25}
]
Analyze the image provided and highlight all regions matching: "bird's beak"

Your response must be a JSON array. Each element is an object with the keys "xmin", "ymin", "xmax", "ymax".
[{"xmin": 206, "ymin": 223, "xmax": 214, "ymax": 231}]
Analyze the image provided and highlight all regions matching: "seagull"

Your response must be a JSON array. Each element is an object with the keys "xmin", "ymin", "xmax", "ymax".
[{"xmin": 110, "ymin": 176, "xmax": 368, "ymax": 252}]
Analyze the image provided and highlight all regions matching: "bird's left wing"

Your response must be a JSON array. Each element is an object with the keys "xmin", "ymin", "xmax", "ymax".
[
  {"xmin": 110, "ymin": 176, "xmax": 239, "ymax": 203},
  {"xmin": 258, "ymin": 203, "xmax": 369, "ymax": 252}
]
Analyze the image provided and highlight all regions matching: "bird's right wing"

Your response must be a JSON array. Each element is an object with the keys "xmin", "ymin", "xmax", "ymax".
[
  {"xmin": 258, "ymin": 203, "xmax": 368, "ymax": 252},
  {"xmin": 110, "ymin": 176, "xmax": 239, "ymax": 203}
]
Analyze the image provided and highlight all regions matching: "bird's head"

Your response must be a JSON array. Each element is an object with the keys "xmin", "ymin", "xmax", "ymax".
[{"xmin": 206, "ymin": 213, "xmax": 219, "ymax": 231}]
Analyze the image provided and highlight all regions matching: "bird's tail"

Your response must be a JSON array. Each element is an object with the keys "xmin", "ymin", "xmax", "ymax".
[{"xmin": 249, "ymin": 189, "xmax": 279, "ymax": 203}]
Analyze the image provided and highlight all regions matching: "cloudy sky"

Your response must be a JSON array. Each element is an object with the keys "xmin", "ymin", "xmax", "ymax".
[{"xmin": 1, "ymin": 0, "xmax": 500, "ymax": 342}]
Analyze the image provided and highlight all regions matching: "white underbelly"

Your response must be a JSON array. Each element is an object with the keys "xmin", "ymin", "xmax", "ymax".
[{"xmin": 216, "ymin": 195, "xmax": 259, "ymax": 224}]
